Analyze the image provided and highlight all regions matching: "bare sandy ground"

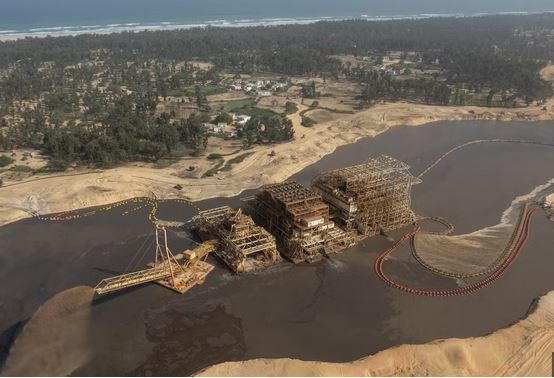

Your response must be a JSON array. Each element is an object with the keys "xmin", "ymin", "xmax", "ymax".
[
  {"xmin": 546, "ymin": 193, "xmax": 554, "ymax": 210},
  {"xmin": 414, "ymin": 225, "xmax": 513, "ymax": 276},
  {"xmin": 199, "ymin": 290, "xmax": 554, "ymax": 377},
  {"xmin": 1, "ymin": 95, "xmax": 554, "ymax": 227},
  {"xmin": 2, "ymin": 286, "xmax": 95, "ymax": 376},
  {"xmin": 414, "ymin": 178, "xmax": 554, "ymax": 277}
]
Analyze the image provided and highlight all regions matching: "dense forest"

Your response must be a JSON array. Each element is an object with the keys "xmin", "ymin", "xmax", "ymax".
[{"xmin": 1, "ymin": 13, "xmax": 553, "ymax": 167}]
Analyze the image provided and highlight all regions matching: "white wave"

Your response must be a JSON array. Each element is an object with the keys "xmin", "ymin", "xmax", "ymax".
[
  {"xmin": 500, "ymin": 178, "xmax": 554, "ymax": 225},
  {"xmin": 5, "ymin": 11, "xmax": 554, "ymax": 41},
  {"xmin": 29, "ymin": 26, "xmax": 74, "ymax": 32},
  {"xmin": 78, "ymin": 25, "xmax": 102, "ymax": 29}
]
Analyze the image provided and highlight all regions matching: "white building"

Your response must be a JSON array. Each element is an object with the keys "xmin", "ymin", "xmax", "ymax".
[{"xmin": 234, "ymin": 114, "xmax": 251, "ymax": 126}]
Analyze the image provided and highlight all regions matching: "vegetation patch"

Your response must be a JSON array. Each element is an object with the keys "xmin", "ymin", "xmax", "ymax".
[
  {"xmin": 0, "ymin": 155, "xmax": 14, "ymax": 167},
  {"xmin": 1, "ymin": 14, "xmax": 553, "ymax": 169},
  {"xmin": 168, "ymin": 84, "xmax": 227, "ymax": 98},
  {"xmin": 318, "ymin": 106, "xmax": 355, "ymax": 114},
  {"xmin": 201, "ymin": 158, "xmax": 225, "ymax": 178},
  {"xmin": 221, "ymin": 152, "xmax": 255, "ymax": 171},
  {"xmin": 299, "ymin": 108, "xmax": 317, "ymax": 127},
  {"xmin": 284, "ymin": 101, "xmax": 299, "ymax": 114},
  {"xmin": 222, "ymin": 98, "xmax": 256, "ymax": 112},
  {"xmin": 246, "ymin": 107, "xmax": 280, "ymax": 118},
  {"xmin": 9, "ymin": 165, "xmax": 34, "ymax": 173}
]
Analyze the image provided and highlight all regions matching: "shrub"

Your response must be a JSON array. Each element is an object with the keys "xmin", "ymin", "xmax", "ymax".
[
  {"xmin": 0, "ymin": 155, "xmax": 14, "ymax": 167},
  {"xmin": 9, "ymin": 165, "xmax": 33, "ymax": 173},
  {"xmin": 301, "ymin": 116, "xmax": 315, "ymax": 127},
  {"xmin": 284, "ymin": 101, "xmax": 298, "ymax": 114},
  {"xmin": 45, "ymin": 159, "xmax": 69, "ymax": 172}
]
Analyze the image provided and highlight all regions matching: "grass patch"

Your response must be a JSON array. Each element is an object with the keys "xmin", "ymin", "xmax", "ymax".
[
  {"xmin": 246, "ymin": 107, "xmax": 280, "ymax": 118},
  {"xmin": 9, "ymin": 165, "xmax": 34, "ymax": 173},
  {"xmin": 201, "ymin": 159, "xmax": 225, "ymax": 178},
  {"xmin": 167, "ymin": 85, "xmax": 227, "ymax": 98},
  {"xmin": 284, "ymin": 101, "xmax": 298, "ymax": 115},
  {"xmin": 318, "ymin": 106, "xmax": 355, "ymax": 114},
  {"xmin": 153, "ymin": 158, "xmax": 180, "ymax": 169},
  {"xmin": 221, "ymin": 99, "xmax": 280, "ymax": 119},
  {"xmin": 202, "ymin": 152, "xmax": 254, "ymax": 177},
  {"xmin": 222, "ymin": 98, "xmax": 256, "ymax": 112},
  {"xmin": 301, "ymin": 116, "xmax": 315, "ymax": 127},
  {"xmin": 221, "ymin": 152, "xmax": 254, "ymax": 172},
  {"xmin": 299, "ymin": 108, "xmax": 317, "ymax": 127},
  {"xmin": 0, "ymin": 155, "xmax": 14, "ymax": 167}
]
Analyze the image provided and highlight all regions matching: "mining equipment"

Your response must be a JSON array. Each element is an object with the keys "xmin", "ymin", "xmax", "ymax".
[
  {"xmin": 192, "ymin": 206, "xmax": 281, "ymax": 273},
  {"xmin": 243, "ymin": 181, "xmax": 355, "ymax": 263},
  {"xmin": 312, "ymin": 155, "xmax": 420, "ymax": 236},
  {"xmin": 94, "ymin": 227, "xmax": 215, "ymax": 295}
]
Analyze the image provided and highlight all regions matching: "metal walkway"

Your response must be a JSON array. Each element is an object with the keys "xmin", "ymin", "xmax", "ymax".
[
  {"xmin": 94, "ymin": 262, "xmax": 181, "ymax": 295},
  {"xmin": 94, "ymin": 227, "xmax": 215, "ymax": 296}
]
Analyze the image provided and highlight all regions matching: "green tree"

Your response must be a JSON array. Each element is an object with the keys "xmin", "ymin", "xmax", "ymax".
[{"xmin": 214, "ymin": 112, "xmax": 233, "ymax": 124}]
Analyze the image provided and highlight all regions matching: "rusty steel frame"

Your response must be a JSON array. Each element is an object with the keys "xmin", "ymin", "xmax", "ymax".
[
  {"xmin": 244, "ymin": 181, "xmax": 355, "ymax": 263},
  {"xmin": 312, "ymin": 155, "xmax": 420, "ymax": 236},
  {"xmin": 194, "ymin": 206, "xmax": 280, "ymax": 272},
  {"xmin": 95, "ymin": 227, "xmax": 213, "ymax": 295}
]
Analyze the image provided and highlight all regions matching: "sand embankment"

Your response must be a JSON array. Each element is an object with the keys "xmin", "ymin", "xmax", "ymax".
[
  {"xmin": 199, "ymin": 290, "xmax": 554, "ymax": 376},
  {"xmin": 414, "ymin": 178, "xmax": 554, "ymax": 277},
  {"xmin": 546, "ymin": 193, "xmax": 554, "ymax": 209},
  {"xmin": 1, "ymin": 286, "xmax": 95, "ymax": 376},
  {"xmin": 1, "ymin": 97, "xmax": 554, "ymax": 228}
]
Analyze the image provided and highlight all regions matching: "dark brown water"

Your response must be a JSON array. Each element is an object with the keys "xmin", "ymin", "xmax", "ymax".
[{"xmin": 1, "ymin": 121, "xmax": 554, "ymax": 375}]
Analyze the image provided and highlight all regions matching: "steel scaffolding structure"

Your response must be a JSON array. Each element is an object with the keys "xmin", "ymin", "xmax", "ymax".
[
  {"xmin": 194, "ymin": 206, "xmax": 281, "ymax": 272},
  {"xmin": 244, "ymin": 181, "xmax": 355, "ymax": 263},
  {"xmin": 95, "ymin": 227, "xmax": 214, "ymax": 295},
  {"xmin": 312, "ymin": 155, "xmax": 421, "ymax": 236}
]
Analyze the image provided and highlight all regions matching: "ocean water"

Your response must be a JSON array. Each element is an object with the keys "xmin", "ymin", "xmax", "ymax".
[{"xmin": 0, "ymin": 0, "xmax": 553, "ymax": 39}]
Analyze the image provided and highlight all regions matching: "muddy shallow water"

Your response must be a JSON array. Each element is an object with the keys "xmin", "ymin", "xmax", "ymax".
[{"xmin": 1, "ymin": 121, "xmax": 554, "ymax": 375}]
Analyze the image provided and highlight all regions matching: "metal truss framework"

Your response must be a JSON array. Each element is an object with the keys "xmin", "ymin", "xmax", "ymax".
[
  {"xmin": 244, "ymin": 181, "xmax": 354, "ymax": 263},
  {"xmin": 194, "ymin": 206, "xmax": 281, "ymax": 272},
  {"xmin": 95, "ymin": 227, "xmax": 214, "ymax": 295},
  {"xmin": 312, "ymin": 155, "xmax": 421, "ymax": 236}
]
